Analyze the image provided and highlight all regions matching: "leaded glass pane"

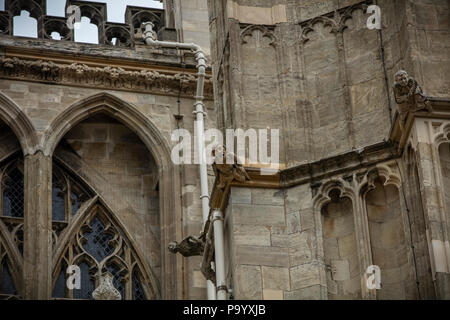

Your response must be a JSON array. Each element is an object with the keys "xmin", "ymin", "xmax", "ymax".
[
  {"xmin": 106, "ymin": 262, "xmax": 125, "ymax": 300},
  {"xmin": 71, "ymin": 191, "xmax": 80, "ymax": 215},
  {"xmin": 73, "ymin": 262, "xmax": 94, "ymax": 300},
  {"xmin": 132, "ymin": 269, "xmax": 146, "ymax": 300},
  {"xmin": 52, "ymin": 264, "xmax": 66, "ymax": 299},
  {"xmin": 2, "ymin": 168, "xmax": 24, "ymax": 218},
  {"xmin": 52, "ymin": 176, "xmax": 65, "ymax": 221},
  {"xmin": 82, "ymin": 217, "xmax": 114, "ymax": 262}
]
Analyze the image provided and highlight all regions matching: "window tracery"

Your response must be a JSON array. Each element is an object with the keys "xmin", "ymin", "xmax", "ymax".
[
  {"xmin": 51, "ymin": 165, "xmax": 91, "ymax": 248},
  {"xmin": 52, "ymin": 203, "xmax": 152, "ymax": 300},
  {"xmin": 1, "ymin": 159, "xmax": 24, "ymax": 255},
  {"xmin": 0, "ymin": 158, "xmax": 23, "ymax": 299}
]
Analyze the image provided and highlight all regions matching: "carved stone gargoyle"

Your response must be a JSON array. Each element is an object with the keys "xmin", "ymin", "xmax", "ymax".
[
  {"xmin": 393, "ymin": 70, "xmax": 432, "ymax": 130},
  {"xmin": 168, "ymin": 235, "xmax": 205, "ymax": 257},
  {"xmin": 212, "ymin": 145, "xmax": 250, "ymax": 191}
]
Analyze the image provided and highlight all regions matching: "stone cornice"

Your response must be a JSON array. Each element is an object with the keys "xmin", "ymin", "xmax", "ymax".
[
  {"xmin": 389, "ymin": 97, "xmax": 450, "ymax": 152},
  {"xmin": 0, "ymin": 54, "xmax": 213, "ymax": 99}
]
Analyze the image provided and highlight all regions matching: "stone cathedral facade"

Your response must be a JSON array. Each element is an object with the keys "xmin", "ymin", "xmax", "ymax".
[{"xmin": 0, "ymin": 0, "xmax": 449, "ymax": 300}]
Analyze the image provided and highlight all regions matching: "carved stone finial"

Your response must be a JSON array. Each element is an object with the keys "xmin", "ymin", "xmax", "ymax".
[
  {"xmin": 393, "ymin": 70, "xmax": 432, "ymax": 130},
  {"xmin": 92, "ymin": 272, "xmax": 121, "ymax": 300},
  {"xmin": 168, "ymin": 235, "xmax": 205, "ymax": 257}
]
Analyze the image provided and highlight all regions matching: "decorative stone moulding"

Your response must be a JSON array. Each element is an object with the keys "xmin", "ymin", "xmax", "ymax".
[
  {"xmin": 0, "ymin": 0, "xmax": 167, "ymax": 48},
  {"xmin": 0, "ymin": 56, "xmax": 214, "ymax": 98},
  {"xmin": 299, "ymin": 0, "xmax": 373, "ymax": 44}
]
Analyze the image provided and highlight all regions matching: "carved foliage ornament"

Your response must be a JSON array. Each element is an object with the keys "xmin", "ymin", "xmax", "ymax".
[{"xmin": 0, "ymin": 57, "xmax": 213, "ymax": 97}]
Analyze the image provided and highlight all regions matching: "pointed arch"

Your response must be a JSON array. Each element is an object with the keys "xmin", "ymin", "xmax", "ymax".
[
  {"xmin": 240, "ymin": 24, "xmax": 278, "ymax": 47},
  {"xmin": 43, "ymin": 92, "xmax": 182, "ymax": 299},
  {"xmin": 0, "ymin": 92, "xmax": 38, "ymax": 156},
  {"xmin": 41, "ymin": 92, "xmax": 170, "ymax": 165},
  {"xmin": 313, "ymin": 177, "xmax": 356, "ymax": 211},
  {"xmin": 51, "ymin": 195, "xmax": 160, "ymax": 300}
]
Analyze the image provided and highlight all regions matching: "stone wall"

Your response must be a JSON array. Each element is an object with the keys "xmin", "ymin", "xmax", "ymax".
[
  {"xmin": 225, "ymin": 186, "xmax": 324, "ymax": 300},
  {"xmin": 224, "ymin": 154, "xmax": 441, "ymax": 299},
  {"xmin": 208, "ymin": 0, "xmax": 449, "ymax": 167},
  {"xmin": 173, "ymin": 0, "xmax": 211, "ymax": 56}
]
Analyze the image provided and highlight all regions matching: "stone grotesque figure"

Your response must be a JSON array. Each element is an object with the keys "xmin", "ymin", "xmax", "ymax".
[
  {"xmin": 212, "ymin": 145, "xmax": 250, "ymax": 190},
  {"xmin": 168, "ymin": 235, "xmax": 205, "ymax": 257},
  {"xmin": 394, "ymin": 70, "xmax": 432, "ymax": 130}
]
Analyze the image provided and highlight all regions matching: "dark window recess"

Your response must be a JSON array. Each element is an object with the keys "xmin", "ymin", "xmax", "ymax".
[
  {"xmin": 132, "ymin": 269, "xmax": 147, "ymax": 300},
  {"xmin": 2, "ymin": 168, "xmax": 24, "ymax": 218},
  {"xmin": 71, "ymin": 191, "xmax": 81, "ymax": 215},
  {"xmin": 73, "ymin": 262, "xmax": 94, "ymax": 300},
  {"xmin": 0, "ymin": 260, "xmax": 17, "ymax": 295},
  {"xmin": 52, "ymin": 264, "xmax": 66, "ymax": 299},
  {"xmin": 52, "ymin": 176, "xmax": 65, "ymax": 221}
]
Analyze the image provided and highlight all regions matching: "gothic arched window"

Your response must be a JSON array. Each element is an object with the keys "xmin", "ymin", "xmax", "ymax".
[{"xmin": 51, "ymin": 163, "xmax": 155, "ymax": 300}]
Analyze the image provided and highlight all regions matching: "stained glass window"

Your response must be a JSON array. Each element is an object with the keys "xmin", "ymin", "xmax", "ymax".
[
  {"xmin": 2, "ymin": 167, "xmax": 24, "ymax": 218},
  {"xmin": 53, "ymin": 205, "xmax": 153, "ymax": 300},
  {"xmin": 52, "ymin": 175, "xmax": 65, "ymax": 221}
]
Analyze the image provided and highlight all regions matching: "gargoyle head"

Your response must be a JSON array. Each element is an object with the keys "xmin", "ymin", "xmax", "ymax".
[
  {"xmin": 168, "ymin": 241, "xmax": 179, "ymax": 253},
  {"xmin": 394, "ymin": 70, "xmax": 409, "ymax": 88}
]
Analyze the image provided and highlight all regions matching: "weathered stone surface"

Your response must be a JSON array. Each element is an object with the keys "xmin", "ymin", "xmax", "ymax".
[
  {"xmin": 262, "ymin": 266, "xmax": 290, "ymax": 291},
  {"xmin": 234, "ymin": 224, "xmax": 271, "ymax": 246},
  {"xmin": 284, "ymin": 285, "xmax": 325, "ymax": 300},
  {"xmin": 235, "ymin": 265, "xmax": 262, "ymax": 300},
  {"xmin": 230, "ymin": 187, "xmax": 252, "ymax": 204},
  {"xmin": 235, "ymin": 245, "xmax": 289, "ymax": 268},
  {"xmin": 263, "ymin": 289, "xmax": 283, "ymax": 300},
  {"xmin": 231, "ymin": 204, "xmax": 285, "ymax": 226},
  {"xmin": 290, "ymin": 263, "xmax": 321, "ymax": 290}
]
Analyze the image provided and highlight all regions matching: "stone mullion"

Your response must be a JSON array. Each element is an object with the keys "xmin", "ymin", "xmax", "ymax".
[
  {"xmin": 67, "ymin": 244, "xmax": 74, "ymax": 300},
  {"xmin": 23, "ymin": 152, "xmax": 52, "ymax": 300},
  {"xmin": 125, "ymin": 246, "xmax": 132, "ymax": 300}
]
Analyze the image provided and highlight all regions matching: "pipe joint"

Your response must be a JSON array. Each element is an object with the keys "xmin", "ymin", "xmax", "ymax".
[
  {"xmin": 141, "ymin": 22, "xmax": 158, "ymax": 42},
  {"xmin": 193, "ymin": 109, "xmax": 207, "ymax": 117},
  {"xmin": 212, "ymin": 211, "xmax": 224, "ymax": 222}
]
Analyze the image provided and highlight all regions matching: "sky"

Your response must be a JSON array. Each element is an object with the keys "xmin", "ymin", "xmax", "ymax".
[{"xmin": 0, "ymin": 0, "xmax": 163, "ymax": 43}]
